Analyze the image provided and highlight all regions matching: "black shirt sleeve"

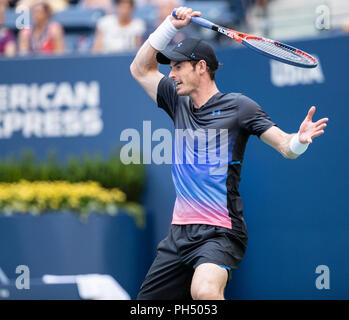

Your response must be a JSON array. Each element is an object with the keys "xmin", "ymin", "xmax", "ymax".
[
  {"xmin": 156, "ymin": 76, "xmax": 178, "ymax": 121},
  {"xmin": 238, "ymin": 94, "xmax": 276, "ymax": 137}
]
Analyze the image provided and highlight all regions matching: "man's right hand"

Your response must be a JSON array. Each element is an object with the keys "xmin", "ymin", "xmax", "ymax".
[
  {"xmin": 130, "ymin": 7, "xmax": 201, "ymax": 103},
  {"xmin": 169, "ymin": 7, "xmax": 201, "ymax": 30}
]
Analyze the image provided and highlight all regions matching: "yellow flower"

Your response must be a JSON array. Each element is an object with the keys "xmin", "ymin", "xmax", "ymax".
[{"xmin": 0, "ymin": 180, "xmax": 127, "ymax": 214}]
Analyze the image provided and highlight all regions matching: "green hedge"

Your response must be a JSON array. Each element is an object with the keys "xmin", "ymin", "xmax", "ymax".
[{"xmin": 0, "ymin": 149, "xmax": 145, "ymax": 203}]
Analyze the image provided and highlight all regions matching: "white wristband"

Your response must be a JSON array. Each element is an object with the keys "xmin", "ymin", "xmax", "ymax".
[
  {"xmin": 148, "ymin": 16, "xmax": 178, "ymax": 51},
  {"xmin": 290, "ymin": 132, "xmax": 309, "ymax": 155}
]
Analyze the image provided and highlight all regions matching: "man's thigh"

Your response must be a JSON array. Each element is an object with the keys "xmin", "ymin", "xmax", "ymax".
[
  {"xmin": 138, "ymin": 224, "xmax": 246, "ymax": 300},
  {"xmin": 190, "ymin": 262, "xmax": 228, "ymax": 300},
  {"xmin": 137, "ymin": 234, "xmax": 194, "ymax": 300}
]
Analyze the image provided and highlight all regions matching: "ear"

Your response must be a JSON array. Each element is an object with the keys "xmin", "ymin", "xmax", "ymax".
[{"xmin": 198, "ymin": 60, "xmax": 207, "ymax": 75}]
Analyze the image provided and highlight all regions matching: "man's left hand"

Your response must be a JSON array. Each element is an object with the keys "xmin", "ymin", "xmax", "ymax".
[{"xmin": 299, "ymin": 106, "xmax": 328, "ymax": 143}]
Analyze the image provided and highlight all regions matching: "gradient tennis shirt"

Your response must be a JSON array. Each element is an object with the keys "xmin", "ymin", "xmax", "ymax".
[{"xmin": 157, "ymin": 76, "xmax": 276, "ymax": 245}]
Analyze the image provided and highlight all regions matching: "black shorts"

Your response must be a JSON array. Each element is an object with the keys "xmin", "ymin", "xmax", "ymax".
[{"xmin": 137, "ymin": 224, "xmax": 246, "ymax": 300}]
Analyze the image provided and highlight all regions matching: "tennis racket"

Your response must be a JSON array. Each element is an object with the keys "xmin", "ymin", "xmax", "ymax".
[{"xmin": 172, "ymin": 9, "xmax": 317, "ymax": 68}]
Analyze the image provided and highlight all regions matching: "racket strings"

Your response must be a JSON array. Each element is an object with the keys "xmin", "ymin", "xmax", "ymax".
[{"xmin": 245, "ymin": 38, "xmax": 314, "ymax": 65}]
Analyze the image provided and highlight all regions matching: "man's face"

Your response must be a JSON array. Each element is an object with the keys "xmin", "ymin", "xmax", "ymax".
[{"xmin": 169, "ymin": 61, "xmax": 200, "ymax": 96}]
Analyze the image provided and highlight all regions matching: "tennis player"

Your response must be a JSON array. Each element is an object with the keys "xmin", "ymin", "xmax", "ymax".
[{"xmin": 130, "ymin": 7, "xmax": 328, "ymax": 300}]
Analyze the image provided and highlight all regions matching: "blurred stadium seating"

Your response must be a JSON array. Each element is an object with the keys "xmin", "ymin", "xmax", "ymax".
[
  {"xmin": 3, "ymin": 1, "xmax": 238, "ymax": 53},
  {"xmin": 4, "ymin": 7, "xmax": 105, "ymax": 52},
  {"xmin": 248, "ymin": 0, "xmax": 349, "ymax": 40},
  {"xmin": 3, "ymin": 0, "xmax": 349, "ymax": 54}
]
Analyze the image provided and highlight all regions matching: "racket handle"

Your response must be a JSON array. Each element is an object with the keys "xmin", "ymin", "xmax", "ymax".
[{"xmin": 172, "ymin": 8, "xmax": 214, "ymax": 30}]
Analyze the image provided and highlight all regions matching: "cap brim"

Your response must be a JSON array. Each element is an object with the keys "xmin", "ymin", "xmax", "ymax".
[{"xmin": 156, "ymin": 49, "xmax": 191, "ymax": 65}]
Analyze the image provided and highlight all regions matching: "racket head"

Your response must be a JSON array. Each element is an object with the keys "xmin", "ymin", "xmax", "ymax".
[
  {"xmin": 241, "ymin": 35, "xmax": 318, "ymax": 68},
  {"xmin": 172, "ymin": 8, "xmax": 317, "ymax": 68}
]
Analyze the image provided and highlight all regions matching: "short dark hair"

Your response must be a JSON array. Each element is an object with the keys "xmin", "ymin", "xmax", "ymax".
[
  {"xmin": 116, "ymin": 0, "xmax": 134, "ymax": 7},
  {"xmin": 190, "ymin": 60, "xmax": 218, "ymax": 81}
]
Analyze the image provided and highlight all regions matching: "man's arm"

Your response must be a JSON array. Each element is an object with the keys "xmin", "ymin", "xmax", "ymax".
[
  {"xmin": 260, "ymin": 126, "xmax": 299, "ymax": 159},
  {"xmin": 130, "ymin": 40, "xmax": 163, "ymax": 102},
  {"xmin": 260, "ymin": 106, "xmax": 328, "ymax": 159},
  {"xmin": 130, "ymin": 7, "xmax": 201, "ymax": 102}
]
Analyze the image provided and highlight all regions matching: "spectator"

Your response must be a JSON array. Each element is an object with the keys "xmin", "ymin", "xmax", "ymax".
[
  {"xmin": 7, "ymin": 0, "xmax": 18, "ymax": 7},
  {"xmin": 144, "ymin": 0, "xmax": 185, "ymax": 46},
  {"xmin": 18, "ymin": 0, "xmax": 65, "ymax": 55},
  {"xmin": 0, "ymin": 0, "xmax": 16, "ymax": 56},
  {"xmin": 92, "ymin": 0, "xmax": 145, "ymax": 54},
  {"xmin": 79, "ymin": 0, "xmax": 113, "ymax": 14},
  {"xmin": 16, "ymin": 0, "xmax": 68, "ymax": 13},
  {"xmin": 343, "ymin": 19, "xmax": 349, "ymax": 33}
]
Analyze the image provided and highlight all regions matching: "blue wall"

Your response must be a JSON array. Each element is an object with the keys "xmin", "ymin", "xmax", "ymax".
[
  {"xmin": 0, "ymin": 213, "xmax": 153, "ymax": 299},
  {"xmin": 0, "ymin": 34, "xmax": 348, "ymax": 299}
]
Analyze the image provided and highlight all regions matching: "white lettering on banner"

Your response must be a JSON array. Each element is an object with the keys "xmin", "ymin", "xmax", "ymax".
[
  {"xmin": 10, "ymin": 84, "xmax": 28, "ymax": 110},
  {"xmin": 0, "ymin": 81, "xmax": 103, "ymax": 139},
  {"xmin": 28, "ymin": 84, "xmax": 39, "ymax": 110},
  {"xmin": 39, "ymin": 82, "xmax": 56, "ymax": 109},
  {"xmin": 52, "ymin": 82, "xmax": 74, "ymax": 109},
  {"xmin": 0, "ymin": 85, "xmax": 7, "ymax": 111},
  {"xmin": 270, "ymin": 56, "xmax": 325, "ymax": 87}
]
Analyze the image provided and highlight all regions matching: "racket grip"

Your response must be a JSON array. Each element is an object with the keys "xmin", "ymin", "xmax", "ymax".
[{"xmin": 172, "ymin": 8, "xmax": 214, "ymax": 30}]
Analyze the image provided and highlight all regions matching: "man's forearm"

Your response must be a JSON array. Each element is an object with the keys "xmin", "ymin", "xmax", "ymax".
[
  {"xmin": 131, "ymin": 16, "xmax": 179, "ymax": 78},
  {"xmin": 261, "ymin": 127, "xmax": 306, "ymax": 159},
  {"xmin": 280, "ymin": 133, "xmax": 300, "ymax": 159}
]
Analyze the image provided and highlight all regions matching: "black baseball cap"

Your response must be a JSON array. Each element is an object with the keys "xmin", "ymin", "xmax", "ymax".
[{"xmin": 156, "ymin": 38, "xmax": 220, "ymax": 70}]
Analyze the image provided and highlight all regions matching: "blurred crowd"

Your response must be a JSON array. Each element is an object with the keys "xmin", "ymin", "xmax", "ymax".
[
  {"xmin": 0, "ymin": 0, "xmax": 260, "ymax": 57},
  {"xmin": 1, "ymin": 0, "xmax": 349, "ymax": 58}
]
